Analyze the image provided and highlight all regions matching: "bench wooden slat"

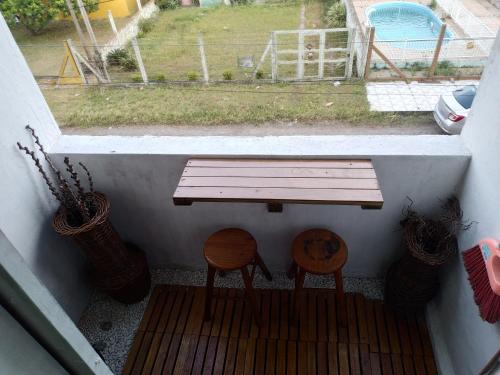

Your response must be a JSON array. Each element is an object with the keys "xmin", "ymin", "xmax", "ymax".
[
  {"xmin": 179, "ymin": 176, "xmax": 380, "ymax": 190},
  {"xmin": 183, "ymin": 167, "xmax": 377, "ymax": 179},
  {"xmin": 174, "ymin": 186, "xmax": 383, "ymax": 206},
  {"xmin": 187, "ymin": 159, "xmax": 374, "ymax": 169},
  {"xmin": 173, "ymin": 158, "xmax": 384, "ymax": 211}
]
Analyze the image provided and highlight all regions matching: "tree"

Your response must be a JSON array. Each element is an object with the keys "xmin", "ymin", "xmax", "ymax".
[{"xmin": 1, "ymin": 0, "xmax": 99, "ymax": 35}]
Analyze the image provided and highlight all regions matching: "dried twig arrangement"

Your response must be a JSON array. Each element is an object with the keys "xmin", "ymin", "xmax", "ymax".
[
  {"xmin": 17, "ymin": 125, "xmax": 95, "ymax": 226},
  {"xmin": 401, "ymin": 195, "xmax": 472, "ymax": 256}
]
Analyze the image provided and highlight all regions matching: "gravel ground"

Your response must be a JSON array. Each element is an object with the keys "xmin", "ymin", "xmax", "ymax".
[
  {"xmin": 62, "ymin": 119, "xmax": 442, "ymax": 136},
  {"xmin": 78, "ymin": 267, "xmax": 384, "ymax": 374}
]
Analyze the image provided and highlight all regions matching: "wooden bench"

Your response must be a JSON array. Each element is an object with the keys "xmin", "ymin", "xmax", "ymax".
[{"xmin": 173, "ymin": 158, "xmax": 383, "ymax": 212}]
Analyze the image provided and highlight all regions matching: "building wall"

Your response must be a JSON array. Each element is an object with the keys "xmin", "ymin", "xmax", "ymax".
[
  {"xmin": 427, "ymin": 33, "xmax": 500, "ymax": 375},
  {"xmin": 50, "ymin": 135, "xmax": 470, "ymax": 277},
  {"xmin": 88, "ymin": 0, "xmax": 139, "ymax": 19},
  {"xmin": 0, "ymin": 15, "xmax": 90, "ymax": 320}
]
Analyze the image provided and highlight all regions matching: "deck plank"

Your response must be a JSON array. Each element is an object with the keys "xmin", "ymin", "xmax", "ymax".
[
  {"xmin": 124, "ymin": 287, "xmax": 437, "ymax": 375},
  {"xmin": 223, "ymin": 337, "xmax": 238, "ymax": 375},
  {"xmin": 328, "ymin": 341, "xmax": 339, "ymax": 375},
  {"xmin": 266, "ymin": 339, "xmax": 277, "ymax": 375},
  {"xmin": 276, "ymin": 340, "xmax": 287, "ymax": 375},
  {"xmin": 355, "ymin": 294, "xmax": 369, "ymax": 345},
  {"xmin": 374, "ymin": 301, "xmax": 390, "ymax": 354}
]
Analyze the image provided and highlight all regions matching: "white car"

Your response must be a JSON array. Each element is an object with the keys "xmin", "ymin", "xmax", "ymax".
[{"xmin": 433, "ymin": 85, "xmax": 477, "ymax": 134}]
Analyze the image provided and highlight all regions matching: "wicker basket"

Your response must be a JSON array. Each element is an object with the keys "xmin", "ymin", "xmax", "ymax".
[
  {"xmin": 385, "ymin": 217, "xmax": 458, "ymax": 313},
  {"xmin": 53, "ymin": 192, "xmax": 150, "ymax": 304}
]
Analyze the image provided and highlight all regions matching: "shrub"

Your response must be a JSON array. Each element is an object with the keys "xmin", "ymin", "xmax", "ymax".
[
  {"xmin": 436, "ymin": 60, "xmax": 455, "ymax": 76},
  {"xmin": 0, "ymin": 0, "xmax": 98, "ymax": 34},
  {"xmin": 187, "ymin": 71, "xmax": 199, "ymax": 81},
  {"xmin": 409, "ymin": 61, "xmax": 427, "ymax": 72},
  {"xmin": 138, "ymin": 18, "xmax": 155, "ymax": 37},
  {"xmin": 429, "ymin": 0, "xmax": 437, "ymax": 9},
  {"xmin": 222, "ymin": 70, "xmax": 233, "ymax": 80},
  {"xmin": 106, "ymin": 49, "xmax": 129, "ymax": 66},
  {"xmin": 255, "ymin": 70, "xmax": 264, "ymax": 79},
  {"xmin": 152, "ymin": 73, "xmax": 166, "ymax": 82},
  {"xmin": 155, "ymin": 0, "xmax": 179, "ymax": 10},
  {"xmin": 325, "ymin": 2, "xmax": 346, "ymax": 28},
  {"xmin": 132, "ymin": 75, "xmax": 143, "ymax": 82},
  {"xmin": 121, "ymin": 57, "xmax": 138, "ymax": 72}
]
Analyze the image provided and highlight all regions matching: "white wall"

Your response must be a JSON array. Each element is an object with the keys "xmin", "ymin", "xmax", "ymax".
[
  {"xmin": 0, "ymin": 305, "xmax": 67, "ymax": 374},
  {"xmin": 0, "ymin": 15, "xmax": 90, "ymax": 319},
  {"xmin": 50, "ymin": 135, "xmax": 470, "ymax": 277},
  {"xmin": 427, "ymin": 33, "xmax": 500, "ymax": 375}
]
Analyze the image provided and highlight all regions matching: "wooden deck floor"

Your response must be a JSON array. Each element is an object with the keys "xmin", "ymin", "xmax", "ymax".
[{"xmin": 123, "ymin": 285, "xmax": 437, "ymax": 375}]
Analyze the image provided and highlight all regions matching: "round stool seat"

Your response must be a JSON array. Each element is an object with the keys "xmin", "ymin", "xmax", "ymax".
[
  {"xmin": 292, "ymin": 228, "xmax": 348, "ymax": 275},
  {"xmin": 204, "ymin": 228, "xmax": 257, "ymax": 270}
]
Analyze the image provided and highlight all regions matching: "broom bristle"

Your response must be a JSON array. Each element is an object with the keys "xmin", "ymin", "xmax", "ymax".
[{"xmin": 462, "ymin": 245, "xmax": 500, "ymax": 323}]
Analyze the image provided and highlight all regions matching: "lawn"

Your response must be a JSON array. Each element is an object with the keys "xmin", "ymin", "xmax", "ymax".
[
  {"xmin": 108, "ymin": 1, "xmax": 326, "ymax": 82},
  {"xmin": 42, "ymin": 82, "xmax": 429, "ymax": 127},
  {"xmin": 12, "ymin": 18, "xmax": 130, "ymax": 77}
]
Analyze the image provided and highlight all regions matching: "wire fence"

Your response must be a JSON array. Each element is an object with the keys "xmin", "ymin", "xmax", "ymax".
[{"xmin": 20, "ymin": 31, "xmax": 493, "ymax": 86}]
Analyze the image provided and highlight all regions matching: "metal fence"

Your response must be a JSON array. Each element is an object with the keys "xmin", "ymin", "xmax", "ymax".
[
  {"xmin": 20, "ymin": 31, "xmax": 494, "ymax": 85},
  {"xmin": 437, "ymin": 0, "xmax": 495, "ymax": 53}
]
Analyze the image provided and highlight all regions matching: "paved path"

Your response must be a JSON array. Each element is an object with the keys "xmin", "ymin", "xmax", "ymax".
[{"xmin": 366, "ymin": 80, "xmax": 478, "ymax": 111}]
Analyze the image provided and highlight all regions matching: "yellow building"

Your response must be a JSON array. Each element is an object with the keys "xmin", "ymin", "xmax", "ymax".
[{"xmin": 89, "ymin": 0, "xmax": 142, "ymax": 19}]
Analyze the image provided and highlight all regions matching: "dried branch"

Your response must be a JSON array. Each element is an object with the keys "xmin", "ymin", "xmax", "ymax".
[
  {"xmin": 64, "ymin": 157, "xmax": 90, "ymax": 219},
  {"xmin": 19, "ymin": 125, "xmax": 92, "ymax": 224},
  {"xmin": 79, "ymin": 162, "xmax": 94, "ymax": 192},
  {"xmin": 440, "ymin": 196, "xmax": 474, "ymax": 235},
  {"xmin": 64, "ymin": 157, "xmax": 85, "ymax": 198},
  {"xmin": 25, "ymin": 125, "xmax": 80, "ymax": 209},
  {"xmin": 17, "ymin": 142, "xmax": 61, "ymax": 202}
]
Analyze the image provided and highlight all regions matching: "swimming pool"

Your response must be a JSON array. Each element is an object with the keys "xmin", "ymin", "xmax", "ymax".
[{"xmin": 366, "ymin": 2, "xmax": 453, "ymax": 50}]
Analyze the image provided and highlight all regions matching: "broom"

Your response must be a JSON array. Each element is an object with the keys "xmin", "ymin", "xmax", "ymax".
[{"xmin": 462, "ymin": 238, "xmax": 500, "ymax": 323}]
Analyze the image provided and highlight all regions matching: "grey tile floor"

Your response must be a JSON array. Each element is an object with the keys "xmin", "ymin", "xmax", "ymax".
[
  {"xmin": 78, "ymin": 268, "xmax": 384, "ymax": 374},
  {"xmin": 367, "ymin": 80, "xmax": 478, "ymax": 111}
]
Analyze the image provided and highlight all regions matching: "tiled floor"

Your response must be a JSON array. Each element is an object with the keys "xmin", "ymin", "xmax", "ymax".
[
  {"xmin": 366, "ymin": 80, "xmax": 478, "ymax": 111},
  {"xmin": 123, "ymin": 285, "xmax": 438, "ymax": 375}
]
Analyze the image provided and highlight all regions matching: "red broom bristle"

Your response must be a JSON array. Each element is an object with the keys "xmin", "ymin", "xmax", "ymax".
[{"xmin": 462, "ymin": 245, "xmax": 500, "ymax": 324}]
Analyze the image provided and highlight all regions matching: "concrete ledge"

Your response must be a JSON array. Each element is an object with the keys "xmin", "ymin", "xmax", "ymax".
[{"xmin": 51, "ymin": 134, "xmax": 471, "ymax": 157}]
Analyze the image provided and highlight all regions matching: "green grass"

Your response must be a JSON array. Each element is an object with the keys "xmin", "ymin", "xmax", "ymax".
[
  {"xmin": 42, "ymin": 82, "xmax": 429, "ymax": 127},
  {"xmin": 11, "ymin": 18, "xmax": 130, "ymax": 77},
  {"xmin": 109, "ymin": 2, "xmax": 318, "ymax": 82}
]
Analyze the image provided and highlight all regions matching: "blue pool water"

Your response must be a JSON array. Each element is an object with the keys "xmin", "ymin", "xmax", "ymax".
[{"xmin": 366, "ymin": 2, "xmax": 453, "ymax": 50}]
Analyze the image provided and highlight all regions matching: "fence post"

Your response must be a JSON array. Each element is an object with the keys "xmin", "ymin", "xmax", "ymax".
[
  {"xmin": 136, "ymin": 0, "xmax": 143, "ymax": 11},
  {"xmin": 363, "ymin": 27, "xmax": 375, "ymax": 80},
  {"xmin": 346, "ymin": 27, "xmax": 355, "ymax": 79},
  {"xmin": 297, "ymin": 30, "xmax": 305, "ymax": 80},
  {"xmin": 198, "ymin": 34, "xmax": 209, "ymax": 84},
  {"xmin": 132, "ymin": 37, "xmax": 148, "ymax": 84},
  {"xmin": 271, "ymin": 31, "xmax": 278, "ymax": 82},
  {"xmin": 429, "ymin": 24, "xmax": 447, "ymax": 77},
  {"xmin": 107, "ymin": 10, "xmax": 118, "ymax": 35},
  {"xmin": 318, "ymin": 30, "xmax": 326, "ymax": 79},
  {"xmin": 253, "ymin": 39, "xmax": 272, "ymax": 79}
]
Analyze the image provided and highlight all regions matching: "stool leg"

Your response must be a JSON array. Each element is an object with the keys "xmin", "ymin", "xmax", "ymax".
[
  {"xmin": 286, "ymin": 261, "xmax": 297, "ymax": 280},
  {"xmin": 204, "ymin": 265, "xmax": 216, "ymax": 321},
  {"xmin": 241, "ymin": 266, "xmax": 261, "ymax": 326},
  {"xmin": 293, "ymin": 267, "xmax": 306, "ymax": 322},
  {"xmin": 255, "ymin": 252, "xmax": 272, "ymax": 281}
]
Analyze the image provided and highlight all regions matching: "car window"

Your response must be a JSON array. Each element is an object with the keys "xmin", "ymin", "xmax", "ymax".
[{"xmin": 453, "ymin": 86, "xmax": 476, "ymax": 109}]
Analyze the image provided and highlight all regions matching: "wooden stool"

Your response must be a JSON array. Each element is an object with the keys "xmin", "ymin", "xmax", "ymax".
[
  {"xmin": 203, "ymin": 228, "xmax": 272, "ymax": 325},
  {"xmin": 289, "ymin": 229, "xmax": 348, "ymax": 318}
]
